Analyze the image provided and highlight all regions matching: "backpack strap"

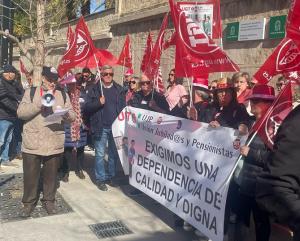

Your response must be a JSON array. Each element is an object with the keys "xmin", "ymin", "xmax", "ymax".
[
  {"xmin": 30, "ymin": 87, "xmax": 37, "ymax": 103},
  {"xmin": 61, "ymin": 90, "xmax": 67, "ymax": 105}
]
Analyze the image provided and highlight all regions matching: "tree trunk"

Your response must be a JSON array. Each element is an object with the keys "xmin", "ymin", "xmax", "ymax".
[{"xmin": 33, "ymin": 0, "xmax": 46, "ymax": 87}]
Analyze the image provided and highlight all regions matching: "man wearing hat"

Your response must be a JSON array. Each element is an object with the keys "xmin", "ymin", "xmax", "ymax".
[
  {"xmin": 235, "ymin": 85, "xmax": 275, "ymax": 241},
  {"xmin": 187, "ymin": 77, "xmax": 215, "ymax": 123},
  {"xmin": 17, "ymin": 66, "xmax": 75, "ymax": 217},
  {"xmin": 0, "ymin": 64, "xmax": 24, "ymax": 169}
]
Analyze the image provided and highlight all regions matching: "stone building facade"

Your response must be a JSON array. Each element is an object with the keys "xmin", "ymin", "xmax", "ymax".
[{"xmin": 13, "ymin": 0, "xmax": 290, "ymax": 82}]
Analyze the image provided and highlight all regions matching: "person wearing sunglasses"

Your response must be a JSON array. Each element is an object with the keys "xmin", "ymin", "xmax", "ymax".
[
  {"xmin": 164, "ymin": 68, "xmax": 188, "ymax": 117},
  {"xmin": 128, "ymin": 74, "xmax": 169, "ymax": 113},
  {"xmin": 84, "ymin": 65, "xmax": 126, "ymax": 191},
  {"xmin": 125, "ymin": 76, "xmax": 139, "ymax": 104},
  {"xmin": 81, "ymin": 67, "xmax": 96, "ymax": 88}
]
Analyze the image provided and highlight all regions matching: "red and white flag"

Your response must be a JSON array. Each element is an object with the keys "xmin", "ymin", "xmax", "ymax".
[
  {"xmin": 163, "ymin": 31, "xmax": 176, "ymax": 50},
  {"xmin": 19, "ymin": 59, "xmax": 29, "ymax": 75},
  {"xmin": 58, "ymin": 18, "xmax": 96, "ymax": 77},
  {"xmin": 286, "ymin": 0, "xmax": 300, "ymax": 46},
  {"xmin": 169, "ymin": 0, "xmax": 239, "ymax": 77},
  {"xmin": 144, "ymin": 13, "xmax": 169, "ymax": 80},
  {"xmin": 117, "ymin": 34, "xmax": 132, "ymax": 69},
  {"xmin": 141, "ymin": 32, "xmax": 153, "ymax": 72},
  {"xmin": 253, "ymin": 37, "xmax": 300, "ymax": 84},
  {"xmin": 251, "ymin": 82, "xmax": 293, "ymax": 149},
  {"xmin": 154, "ymin": 66, "xmax": 165, "ymax": 94},
  {"xmin": 284, "ymin": 71, "xmax": 300, "ymax": 85}
]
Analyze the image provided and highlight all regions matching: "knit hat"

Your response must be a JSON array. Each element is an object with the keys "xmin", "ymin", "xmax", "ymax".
[{"xmin": 3, "ymin": 64, "xmax": 17, "ymax": 74}]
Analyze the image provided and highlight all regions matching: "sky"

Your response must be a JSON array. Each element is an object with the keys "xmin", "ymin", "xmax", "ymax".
[{"xmin": 90, "ymin": 0, "xmax": 106, "ymax": 13}]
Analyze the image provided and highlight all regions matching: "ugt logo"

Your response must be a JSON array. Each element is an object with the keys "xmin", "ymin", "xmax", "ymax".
[
  {"xmin": 264, "ymin": 101, "xmax": 292, "ymax": 146},
  {"xmin": 178, "ymin": 12, "xmax": 219, "ymax": 54},
  {"xmin": 276, "ymin": 39, "xmax": 300, "ymax": 72},
  {"xmin": 75, "ymin": 30, "xmax": 90, "ymax": 63}
]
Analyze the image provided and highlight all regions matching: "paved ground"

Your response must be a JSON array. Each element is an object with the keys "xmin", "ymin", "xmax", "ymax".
[{"xmin": 0, "ymin": 152, "xmax": 293, "ymax": 241}]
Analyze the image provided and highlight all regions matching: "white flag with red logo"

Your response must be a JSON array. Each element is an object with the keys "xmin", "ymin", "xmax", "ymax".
[
  {"xmin": 154, "ymin": 66, "xmax": 165, "ymax": 94},
  {"xmin": 169, "ymin": 0, "xmax": 239, "ymax": 77},
  {"xmin": 117, "ymin": 34, "xmax": 133, "ymax": 69},
  {"xmin": 144, "ymin": 13, "xmax": 169, "ymax": 80},
  {"xmin": 251, "ymin": 82, "xmax": 293, "ymax": 149},
  {"xmin": 141, "ymin": 32, "xmax": 153, "ymax": 72},
  {"xmin": 253, "ymin": 37, "xmax": 300, "ymax": 84},
  {"xmin": 177, "ymin": 0, "xmax": 222, "ymax": 39}
]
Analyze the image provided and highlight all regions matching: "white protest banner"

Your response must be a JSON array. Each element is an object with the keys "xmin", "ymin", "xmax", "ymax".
[{"xmin": 112, "ymin": 107, "xmax": 246, "ymax": 241}]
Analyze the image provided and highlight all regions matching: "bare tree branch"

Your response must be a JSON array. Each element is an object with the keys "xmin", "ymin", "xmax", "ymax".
[
  {"xmin": 0, "ymin": 30, "xmax": 33, "ymax": 63},
  {"xmin": 45, "ymin": 46, "xmax": 66, "ymax": 57},
  {"xmin": 11, "ymin": 0, "xmax": 31, "ymax": 16}
]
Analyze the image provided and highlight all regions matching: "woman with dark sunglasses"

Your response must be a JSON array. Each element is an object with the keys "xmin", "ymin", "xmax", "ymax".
[{"xmin": 125, "ymin": 76, "xmax": 139, "ymax": 104}]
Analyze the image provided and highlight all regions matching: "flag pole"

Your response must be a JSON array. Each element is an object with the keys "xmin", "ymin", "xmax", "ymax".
[{"xmin": 93, "ymin": 53, "xmax": 103, "ymax": 96}]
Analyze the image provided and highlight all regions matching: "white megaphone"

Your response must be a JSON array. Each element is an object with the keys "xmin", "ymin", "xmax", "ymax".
[{"xmin": 42, "ymin": 92, "xmax": 55, "ymax": 107}]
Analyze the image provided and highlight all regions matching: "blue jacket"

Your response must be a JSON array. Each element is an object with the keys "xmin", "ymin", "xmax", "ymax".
[
  {"xmin": 83, "ymin": 81, "xmax": 126, "ymax": 135},
  {"xmin": 64, "ymin": 124, "xmax": 87, "ymax": 148}
]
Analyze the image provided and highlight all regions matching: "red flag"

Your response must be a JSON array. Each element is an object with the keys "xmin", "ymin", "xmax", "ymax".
[
  {"xmin": 163, "ymin": 31, "xmax": 176, "ymax": 50},
  {"xmin": 57, "ymin": 25, "xmax": 76, "ymax": 77},
  {"xmin": 286, "ymin": 0, "xmax": 300, "ymax": 46},
  {"xmin": 177, "ymin": 0, "xmax": 222, "ymax": 39},
  {"xmin": 144, "ymin": 13, "xmax": 169, "ymax": 80},
  {"xmin": 154, "ymin": 66, "xmax": 165, "ymax": 94},
  {"xmin": 251, "ymin": 82, "xmax": 293, "ymax": 149},
  {"xmin": 140, "ymin": 32, "xmax": 153, "ymax": 72},
  {"xmin": 117, "ymin": 34, "xmax": 132, "ymax": 68},
  {"xmin": 284, "ymin": 71, "xmax": 300, "ymax": 85},
  {"xmin": 58, "ymin": 18, "xmax": 96, "ymax": 77},
  {"xmin": 253, "ymin": 37, "xmax": 300, "ymax": 84},
  {"xmin": 169, "ymin": 0, "xmax": 239, "ymax": 77},
  {"xmin": 19, "ymin": 59, "xmax": 28, "ymax": 75},
  {"xmin": 77, "ymin": 48, "xmax": 118, "ymax": 68}
]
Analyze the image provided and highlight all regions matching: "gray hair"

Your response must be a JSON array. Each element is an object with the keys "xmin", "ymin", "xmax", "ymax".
[
  {"xmin": 102, "ymin": 65, "xmax": 113, "ymax": 72},
  {"xmin": 195, "ymin": 89, "xmax": 210, "ymax": 101}
]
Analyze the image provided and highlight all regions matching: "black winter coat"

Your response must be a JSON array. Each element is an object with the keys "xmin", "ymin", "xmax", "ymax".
[
  {"xmin": 83, "ymin": 81, "xmax": 126, "ymax": 135},
  {"xmin": 214, "ymin": 101, "xmax": 251, "ymax": 129},
  {"xmin": 128, "ymin": 90, "xmax": 169, "ymax": 113},
  {"xmin": 239, "ymin": 134, "xmax": 271, "ymax": 197},
  {"xmin": 256, "ymin": 105, "xmax": 300, "ymax": 232},
  {"xmin": 0, "ymin": 77, "xmax": 24, "ymax": 120}
]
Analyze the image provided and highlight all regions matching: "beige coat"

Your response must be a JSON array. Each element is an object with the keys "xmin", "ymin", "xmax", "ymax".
[{"xmin": 17, "ymin": 87, "xmax": 76, "ymax": 156}]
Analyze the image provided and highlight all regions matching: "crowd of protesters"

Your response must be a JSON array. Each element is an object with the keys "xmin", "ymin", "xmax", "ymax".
[{"xmin": 0, "ymin": 63, "xmax": 299, "ymax": 241}]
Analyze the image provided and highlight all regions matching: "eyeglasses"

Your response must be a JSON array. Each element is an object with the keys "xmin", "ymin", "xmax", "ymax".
[
  {"xmin": 208, "ymin": 86, "xmax": 216, "ymax": 90},
  {"xmin": 102, "ymin": 73, "xmax": 114, "ymax": 77},
  {"xmin": 82, "ymin": 74, "xmax": 89, "ymax": 78},
  {"xmin": 129, "ymin": 81, "xmax": 136, "ymax": 85},
  {"xmin": 169, "ymin": 73, "xmax": 175, "ymax": 76},
  {"xmin": 141, "ymin": 81, "xmax": 151, "ymax": 86}
]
